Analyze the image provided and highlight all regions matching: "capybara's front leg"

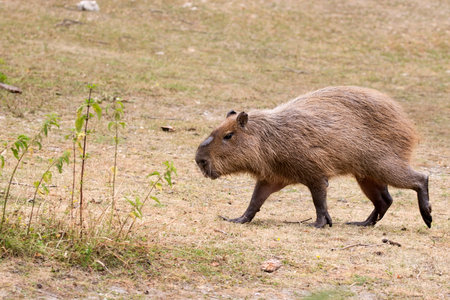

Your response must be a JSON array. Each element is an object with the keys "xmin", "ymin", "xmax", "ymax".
[
  {"xmin": 308, "ymin": 180, "xmax": 332, "ymax": 228},
  {"xmin": 220, "ymin": 180, "xmax": 285, "ymax": 224}
]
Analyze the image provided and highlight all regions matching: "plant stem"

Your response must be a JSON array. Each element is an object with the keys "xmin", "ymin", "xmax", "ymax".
[
  {"xmin": 111, "ymin": 118, "xmax": 118, "ymax": 225},
  {"xmin": 116, "ymin": 176, "xmax": 163, "ymax": 239},
  {"xmin": 71, "ymin": 138, "xmax": 76, "ymax": 227},
  {"xmin": 79, "ymin": 88, "xmax": 92, "ymax": 238},
  {"xmin": 26, "ymin": 162, "xmax": 56, "ymax": 235},
  {"xmin": 0, "ymin": 150, "xmax": 27, "ymax": 232}
]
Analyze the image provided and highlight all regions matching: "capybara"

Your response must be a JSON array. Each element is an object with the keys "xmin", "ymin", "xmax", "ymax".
[{"xmin": 195, "ymin": 86, "xmax": 432, "ymax": 228}]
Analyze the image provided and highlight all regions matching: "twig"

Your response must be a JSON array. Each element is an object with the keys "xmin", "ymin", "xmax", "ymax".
[
  {"xmin": 11, "ymin": 182, "xmax": 56, "ymax": 188},
  {"xmin": 382, "ymin": 238, "xmax": 402, "ymax": 247},
  {"xmin": 282, "ymin": 67, "xmax": 308, "ymax": 74},
  {"xmin": 213, "ymin": 229, "xmax": 228, "ymax": 235},
  {"xmin": 331, "ymin": 243, "xmax": 379, "ymax": 251},
  {"xmin": 56, "ymin": 19, "xmax": 84, "ymax": 27},
  {"xmin": 284, "ymin": 217, "xmax": 312, "ymax": 224},
  {"xmin": 87, "ymin": 39, "xmax": 110, "ymax": 45},
  {"xmin": 94, "ymin": 260, "xmax": 113, "ymax": 275},
  {"xmin": 0, "ymin": 82, "xmax": 22, "ymax": 94}
]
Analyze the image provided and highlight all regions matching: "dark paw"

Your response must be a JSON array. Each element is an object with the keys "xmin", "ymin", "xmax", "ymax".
[
  {"xmin": 420, "ymin": 210, "xmax": 432, "ymax": 228},
  {"xmin": 219, "ymin": 215, "xmax": 251, "ymax": 224},
  {"xmin": 309, "ymin": 214, "xmax": 332, "ymax": 228},
  {"xmin": 419, "ymin": 204, "xmax": 432, "ymax": 228},
  {"xmin": 345, "ymin": 221, "xmax": 376, "ymax": 227}
]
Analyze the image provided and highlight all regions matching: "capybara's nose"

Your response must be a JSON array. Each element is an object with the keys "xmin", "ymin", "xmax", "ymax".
[{"xmin": 196, "ymin": 157, "xmax": 208, "ymax": 168}]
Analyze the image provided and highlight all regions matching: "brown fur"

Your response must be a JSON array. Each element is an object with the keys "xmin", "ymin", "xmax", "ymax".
[{"xmin": 195, "ymin": 86, "xmax": 432, "ymax": 228}]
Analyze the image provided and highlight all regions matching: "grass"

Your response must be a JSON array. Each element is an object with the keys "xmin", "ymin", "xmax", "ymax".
[{"xmin": 0, "ymin": 0, "xmax": 449, "ymax": 298}]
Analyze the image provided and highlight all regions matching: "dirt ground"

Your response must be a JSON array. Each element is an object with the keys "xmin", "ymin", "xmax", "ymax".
[{"xmin": 0, "ymin": 0, "xmax": 448, "ymax": 299}]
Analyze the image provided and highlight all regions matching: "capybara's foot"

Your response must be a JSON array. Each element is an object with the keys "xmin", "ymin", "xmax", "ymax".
[
  {"xmin": 346, "ymin": 220, "xmax": 376, "ymax": 227},
  {"xmin": 346, "ymin": 209, "xmax": 378, "ymax": 227},
  {"xmin": 219, "ymin": 215, "xmax": 252, "ymax": 224},
  {"xmin": 309, "ymin": 213, "xmax": 332, "ymax": 228},
  {"xmin": 418, "ymin": 175, "xmax": 432, "ymax": 228},
  {"xmin": 419, "ymin": 204, "xmax": 432, "ymax": 228}
]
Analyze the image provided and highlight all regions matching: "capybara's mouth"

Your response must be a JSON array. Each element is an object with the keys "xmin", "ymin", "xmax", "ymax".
[
  {"xmin": 198, "ymin": 162, "xmax": 220, "ymax": 180},
  {"xmin": 201, "ymin": 167, "xmax": 220, "ymax": 180}
]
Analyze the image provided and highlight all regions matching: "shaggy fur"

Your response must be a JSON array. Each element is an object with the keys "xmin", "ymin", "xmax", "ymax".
[{"xmin": 195, "ymin": 86, "xmax": 432, "ymax": 228}]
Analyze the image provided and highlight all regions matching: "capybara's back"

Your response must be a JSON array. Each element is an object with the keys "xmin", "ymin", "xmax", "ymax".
[
  {"xmin": 260, "ymin": 86, "xmax": 418, "ymax": 184},
  {"xmin": 195, "ymin": 86, "xmax": 432, "ymax": 228}
]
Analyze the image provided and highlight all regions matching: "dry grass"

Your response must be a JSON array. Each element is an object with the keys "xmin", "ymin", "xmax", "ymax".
[{"xmin": 0, "ymin": 0, "xmax": 448, "ymax": 298}]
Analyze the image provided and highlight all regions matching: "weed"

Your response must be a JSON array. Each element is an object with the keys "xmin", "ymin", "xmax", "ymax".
[
  {"xmin": 75, "ymin": 84, "xmax": 102, "ymax": 237},
  {"xmin": 0, "ymin": 113, "xmax": 60, "ymax": 232},
  {"xmin": 118, "ymin": 160, "xmax": 177, "ymax": 239},
  {"xmin": 26, "ymin": 151, "xmax": 70, "ymax": 235},
  {"xmin": 106, "ymin": 97, "xmax": 126, "ymax": 224}
]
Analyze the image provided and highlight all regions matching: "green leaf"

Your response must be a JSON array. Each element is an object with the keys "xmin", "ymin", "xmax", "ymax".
[
  {"xmin": 150, "ymin": 196, "xmax": 160, "ymax": 204},
  {"xmin": 34, "ymin": 140, "xmax": 42, "ymax": 150},
  {"xmin": 119, "ymin": 122, "xmax": 126, "ymax": 128},
  {"xmin": 107, "ymin": 121, "xmax": 114, "ymax": 131},
  {"xmin": 92, "ymin": 102, "xmax": 102, "ymax": 119},
  {"xmin": 56, "ymin": 162, "xmax": 63, "ymax": 173},
  {"xmin": 0, "ymin": 155, "xmax": 4, "ymax": 168},
  {"xmin": 42, "ymin": 170, "xmax": 52, "ymax": 184},
  {"xmin": 62, "ymin": 151, "xmax": 70, "ymax": 164},
  {"xmin": 33, "ymin": 181, "xmax": 40, "ymax": 188},
  {"xmin": 75, "ymin": 115, "xmax": 84, "ymax": 132},
  {"xmin": 147, "ymin": 171, "xmax": 160, "ymax": 177},
  {"xmin": 18, "ymin": 134, "xmax": 30, "ymax": 142},
  {"xmin": 164, "ymin": 173, "xmax": 172, "ymax": 187},
  {"xmin": 11, "ymin": 148, "xmax": 19, "ymax": 159},
  {"xmin": 43, "ymin": 124, "xmax": 48, "ymax": 136}
]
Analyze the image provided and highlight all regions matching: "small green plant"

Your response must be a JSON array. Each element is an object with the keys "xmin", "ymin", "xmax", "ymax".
[
  {"xmin": 26, "ymin": 151, "xmax": 70, "ymax": 235},
  {"xmin": 0, "ymin": 140, "xmax": 6, "ymax": 174},
  {"xmin": 75, "ymin": 84, "xmax": 102, "ymax": 238},
  {"xmin": 0, "ymin": 113, "xmax": 60, "ymax": 231},
  {"xmin": 118, "ymin": 161, "xmax": 177, "ymax": 238},
  {"xmin": 106, "ymin": 97, "xmax": 126, "ymax": 224},
  {"xmin": 65, "ymin": 129, "xmax": 81, "ymax": 226}
]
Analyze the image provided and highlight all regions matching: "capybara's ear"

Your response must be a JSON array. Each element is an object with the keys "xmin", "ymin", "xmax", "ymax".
[
  {"xmin": 227, "ymin": 110, "xmax": 237, "ymax": 118},
  {"xmin": 237, "ymin": 112, "xmax": 248, "ymax": 127}
]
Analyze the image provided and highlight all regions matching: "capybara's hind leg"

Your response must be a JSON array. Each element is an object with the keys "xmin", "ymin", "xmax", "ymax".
[
  {"xmin": 417, "ymin": 175, "xmax": 432, "ymax": 228},
  {"xmin": 347, "ymin": 177, "xmax": 392, "ymax": 226},
  {"xmin": 381, "ymin": 165, "xmax": 432, "ymax": 228},
  {"xmin": 308, "ymin": 180, "xmax": 332, "ymax": 228},
  {"xmin": 220, "ymin": 180, "xmax": 285, "ymax": 224}
]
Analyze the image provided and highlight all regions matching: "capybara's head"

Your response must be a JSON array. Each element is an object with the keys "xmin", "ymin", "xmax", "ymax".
[{"xmin": 195, "ymin": 110, "xmax": 258, "ymax": 179}]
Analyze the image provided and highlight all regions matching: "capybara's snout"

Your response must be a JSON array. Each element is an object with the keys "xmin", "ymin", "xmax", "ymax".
[{"xmin": 195, "ymin": 139, "xmax": 220, "ymax": 180}]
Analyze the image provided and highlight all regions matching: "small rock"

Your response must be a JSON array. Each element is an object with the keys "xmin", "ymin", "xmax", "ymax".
[
  {"xmin": 161, "ymin": 126, "xmax": 175, "ymax": 132},
  {"xmin": 261, "ymin": 258, "xmax": 282, "ymax": 273},
  {"xmin": 36, "ymin": 283, "xmax": 43, "ymax": 289},
  {"xmin": 77, "ymin": 1, "xmax": 99, "ymax": 12}
]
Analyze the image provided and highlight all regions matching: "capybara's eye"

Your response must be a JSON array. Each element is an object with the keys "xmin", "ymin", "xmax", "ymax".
[{"xmin": 223, "ymin": 132, "xmax": 234, "ymax": 140}]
